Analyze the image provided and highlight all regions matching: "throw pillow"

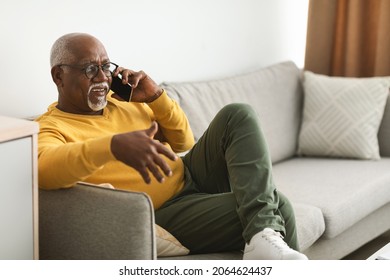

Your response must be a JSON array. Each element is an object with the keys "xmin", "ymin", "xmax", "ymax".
[
  {"xmin": 155, "ymin": 224, "xmax": 190, "ymax": 257},
  {"xmin": 297, "ymin": 71, "xmax": 390, "ymax": 159}
]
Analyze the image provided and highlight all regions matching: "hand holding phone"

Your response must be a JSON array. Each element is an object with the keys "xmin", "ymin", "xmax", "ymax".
[{"xmin": 110, "ymin": 74, "xmax": 133, "ymax": 102}]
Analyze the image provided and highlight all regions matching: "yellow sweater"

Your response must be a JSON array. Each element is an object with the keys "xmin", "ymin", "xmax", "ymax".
[{"xmin": 36, "ymin": 91, "xmax": 195, "ymax": 209}]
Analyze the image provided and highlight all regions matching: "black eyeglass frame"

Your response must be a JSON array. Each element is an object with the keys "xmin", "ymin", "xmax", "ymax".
[{"xmin": 57, "ymin": 62, "xmax": 119, "ymax": 79}]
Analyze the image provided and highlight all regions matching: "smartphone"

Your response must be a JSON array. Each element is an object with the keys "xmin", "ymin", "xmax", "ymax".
[{"xmin": 110, "ymin": 75, "xmax": 133, "ymax": 102}]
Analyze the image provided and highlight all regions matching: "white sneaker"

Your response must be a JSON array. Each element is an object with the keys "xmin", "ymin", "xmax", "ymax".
[{"xmin": 243, "ymin": 228, "xmax": 308, "ymax": 260}]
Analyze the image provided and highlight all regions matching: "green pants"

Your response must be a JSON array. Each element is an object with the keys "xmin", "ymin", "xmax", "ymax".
[{"xmin": 155, "ymin": 103, "xmax": 299, "ymax": 254}]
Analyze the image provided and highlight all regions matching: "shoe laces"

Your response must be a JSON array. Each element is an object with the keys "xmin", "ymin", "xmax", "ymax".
[{"xmin": 261, "ymin": 228, "xmax": 290, "ymax": 252}]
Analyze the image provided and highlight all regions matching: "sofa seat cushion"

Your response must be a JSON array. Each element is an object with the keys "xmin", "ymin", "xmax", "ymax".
[
  {"xmin": 293, "ymin": 203, "xmax": 325, "ymax": 251},
  {"xmin": 162, "ymin": 60, "xmax": 303, "ymax": 164},
  {"xmin": 273, "ymin": 157, "xmax": 390, "ymax": 239}
]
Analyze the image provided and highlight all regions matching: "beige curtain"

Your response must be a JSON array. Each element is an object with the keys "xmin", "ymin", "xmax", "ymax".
[{"xmin": 305, "ymin": 0, "xmax": 390, "ymax": 77}]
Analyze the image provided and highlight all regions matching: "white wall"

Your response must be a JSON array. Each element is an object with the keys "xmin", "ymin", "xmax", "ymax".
[{"xmin": 0, "ymin": 0, "xmax": 308, "ymax": 118}]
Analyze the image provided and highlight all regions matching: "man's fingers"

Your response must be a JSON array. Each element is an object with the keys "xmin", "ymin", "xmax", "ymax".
[
  {"xmin": 118, "ymin": 69, "xmax": 142, "ymax": 88},
  {"xmin": 139, "ymin": 157, "xmax": 172, "ymax": 184},
  {"xmin": 111, "ymin": 125, "xmax": 178, "ymax": 184},
  {"xmin": 147, "ymin": 162, "xmax": 165, "ymax": 183},
  {"xmin": 153, "ymin": 155, "xmax": 173, "ymax": 178},
  {"xmin": 156, "ymin": 144, "xmax": 178, "ymax": 162},
  {"xmin": 127, "ymin": 70, "xmax": 145, "ymax": 88},
  {"xmin": 138, "ymin": 168, "xmax": 151, "ymax": 185}
]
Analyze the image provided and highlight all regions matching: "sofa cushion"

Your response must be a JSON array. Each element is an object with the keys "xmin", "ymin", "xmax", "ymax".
[
  {"xmin": 273, "ymin": 157, "xmax": 390, "ymax": 239},
  {"xmin": 298, "ymin": 71, "xmax": 390, "ymax": 160},
  {"xmin": 155, "ymin": 224, "xmax": 190, "ymax": 257},
  {"xmin": 292, "ymin": 203, "xmax": 325, "ymax": 251},
  {"xmin": 162, "ymin": 61, "xmax": 303, "ymax": 164}
]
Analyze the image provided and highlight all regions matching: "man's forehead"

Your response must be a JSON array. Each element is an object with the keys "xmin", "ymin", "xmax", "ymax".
[
  {"xmin": 70, "ymin": 39, "xmax": 109, "ymax": 64},
  {"xmin": 77, "ymin": 57, "xmax": 110, "ymax": 65}
]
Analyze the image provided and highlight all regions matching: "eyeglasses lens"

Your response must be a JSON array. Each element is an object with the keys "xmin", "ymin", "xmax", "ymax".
[{"xmin": 85, "ymin": 63, "xmax": 117, "ymax": 79}]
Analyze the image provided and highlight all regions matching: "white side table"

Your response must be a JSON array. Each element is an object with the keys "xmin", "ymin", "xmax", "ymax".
[
  {"xmin": 367, "ymin": 242, "xmax": 390, "ymax": 260},
  {"xmin": 0, "ymin": 116, "xmax": 39, "ymax": 259}
]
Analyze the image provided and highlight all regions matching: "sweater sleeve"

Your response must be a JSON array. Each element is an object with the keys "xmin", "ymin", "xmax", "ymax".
[
  {"xmin": 37, "ymin": 127, "xmax": 116, "ymax": 189},
  {"xmin": 147, "ymin": 89, "xmax": 195, "ymax": 152}
]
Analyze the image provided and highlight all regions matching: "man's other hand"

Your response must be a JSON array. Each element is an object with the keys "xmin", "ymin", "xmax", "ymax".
[{"xmin": 110, "ymin": 122, "xmax": 178, "ymax": 184}]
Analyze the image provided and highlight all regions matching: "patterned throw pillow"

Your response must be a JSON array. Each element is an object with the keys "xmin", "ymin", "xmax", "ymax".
[
  {"xmin": 297, "ymin": 71, "xmax": 390, "ymax": 160},
  {"xmin": 156, "ymin": 224, "xmax": 190, "ymax": 257}
]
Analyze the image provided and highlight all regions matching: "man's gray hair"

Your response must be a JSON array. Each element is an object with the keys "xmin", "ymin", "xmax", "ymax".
[{"xmin": 50, "ymin": 33, "xmax": 86, "ymax": 67}]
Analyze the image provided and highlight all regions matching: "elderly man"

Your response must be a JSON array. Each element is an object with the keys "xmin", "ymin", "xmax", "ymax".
[{"xmin": 36, "ymin": 32, "xmax": 307, "ymax": 260}]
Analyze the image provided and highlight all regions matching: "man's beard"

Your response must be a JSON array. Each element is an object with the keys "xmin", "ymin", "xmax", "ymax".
[{"xmin": 87, "ymin": 82, "xmax": 109, "ymax": 111}]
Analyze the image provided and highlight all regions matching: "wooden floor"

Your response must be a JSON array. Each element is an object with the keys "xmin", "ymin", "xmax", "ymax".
[{"xmin": 342, "ymin": 230, "xmax": 390, "ymax": 260}]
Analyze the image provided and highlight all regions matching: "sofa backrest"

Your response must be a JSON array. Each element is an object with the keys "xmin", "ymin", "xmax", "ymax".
[
  {"xmin": 162, "ymin": 61, "xmax": 303, "ymax": 164},
  {"xmin": 163, "ymin": 60, "xmax": 390, "ymax": 160}
]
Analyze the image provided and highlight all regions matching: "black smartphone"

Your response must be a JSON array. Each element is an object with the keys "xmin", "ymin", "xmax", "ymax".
[{"xmin": 110, "ymin": 75, "xmax": 133, "ymax": 102}]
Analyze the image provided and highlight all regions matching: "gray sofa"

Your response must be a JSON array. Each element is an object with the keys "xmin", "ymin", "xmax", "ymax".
[{"xmin": 39, "ymin": 61, "xmax": 390, "ymax": 260}]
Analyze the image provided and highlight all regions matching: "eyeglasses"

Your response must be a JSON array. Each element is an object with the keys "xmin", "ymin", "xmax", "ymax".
[{"xmin": 57, "ymin": 62, "xmax": 119, "ymax": 79}]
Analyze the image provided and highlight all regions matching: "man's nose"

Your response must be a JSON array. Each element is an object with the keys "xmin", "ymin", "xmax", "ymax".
[{"xmin": 94, "ymin": 67, "xmax": 109, "ymax": 82}]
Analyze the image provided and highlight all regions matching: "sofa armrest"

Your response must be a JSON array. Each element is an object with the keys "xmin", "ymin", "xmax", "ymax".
[{"xmin": 39, "ymin": 183, "xmax": 156, "ymax": 260}]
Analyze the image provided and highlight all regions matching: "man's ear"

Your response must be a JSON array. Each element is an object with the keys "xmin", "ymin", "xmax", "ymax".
[{"xmin": 51, "ymin": 66, "xmax": 64, "ymax": 87}]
